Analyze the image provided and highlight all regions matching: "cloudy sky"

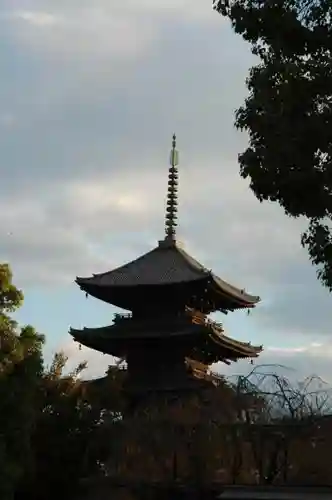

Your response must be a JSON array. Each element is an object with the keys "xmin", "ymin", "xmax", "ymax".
[{"xmin": 1, "ymin": 0, "xmax": 331, "ymax": 382}]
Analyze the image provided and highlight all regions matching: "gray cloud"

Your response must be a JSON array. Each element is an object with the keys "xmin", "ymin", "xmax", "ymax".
[
  {"xmin": 223, "ymin": 343, "xmax": 332, "ymax": 386},
  {"xmin": 0, "ymin": 2, "xmax": 255, "ymax": 193}
]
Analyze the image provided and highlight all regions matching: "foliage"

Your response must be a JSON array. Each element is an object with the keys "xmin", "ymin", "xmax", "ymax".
[
  {"xmin": 0, "ymin": 264, "xmax": 44, "ymax": 500},
  {"xmin": 97, "ymin": 368, "xmax": 332, "ymax": 488},
  {"xmin": 213, "ymin": 0, "xmax": 332, "ymax": 289},
  {"xmin": 19, "ymin": 353, "xmax": 101, "ymax": 500},
  {"xmin": 0, "ymin": 263, "xmax": 119, "ymax": 500},
  {"xmin": 104, "ymin": 383, "xmax": 242, "ymax": 485},
  {"xmin": 232, "ymin": 366, "xmax": 332, "ymax": 484}
]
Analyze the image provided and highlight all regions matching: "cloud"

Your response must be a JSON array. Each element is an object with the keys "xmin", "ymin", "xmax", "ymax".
[
  {"xmin": 0, "ymin": 2, "xmax": 255, "ymax": 194},
  {"xmin": 9, "ymin": 11, "xmax": 156, "ymax": 62},
  {"xmin": 2, "ymin": 3, "xmax": 168, "ymax": 67},
  {"xmin": 0, "ymin": 113, "xmax": 16, "ymax": 128},
  {"xmin": 12, "ymin": 10, "xmax": 59, "ymax": 27},
  {"xmin": 222, "ymin": 342, "xmax": 332, "ymax": 386},
  {"xmin": 4, "ymin": 0, "xmax": 219, "ymax": 65},
  {"xmin": 57, "ymin": 339, "xmax": 113, "ymax": 379},
  {"xmin": 4, "ymin": 0, "xmax": 218, "ymax": 28},
  {"xmin": 0, "ymin": 161, "xmax": 294, "ymax": 285}
]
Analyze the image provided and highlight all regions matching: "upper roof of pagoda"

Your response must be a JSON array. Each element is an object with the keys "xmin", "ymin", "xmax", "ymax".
[
  {"xmin": 75, "ymin": 135, "xmax": 260, "ymax": 313},
  {"xmin": 76, "ymin": 237, "xmax": 260, "ymax": 311}
]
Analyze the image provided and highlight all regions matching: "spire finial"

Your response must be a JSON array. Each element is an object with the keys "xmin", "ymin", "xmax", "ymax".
[{"xmin": 165, "ymin": 134, "xmax": 179, "ymax": 240}]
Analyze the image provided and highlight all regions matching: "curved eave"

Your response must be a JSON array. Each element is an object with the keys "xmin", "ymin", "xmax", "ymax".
[
  {"xmin": 70, "ymin": 327, "xmax": 123, "ymax": 357},
  {"xmin": 75, "ymin": 271, "xmax": 209, "ymax": 291},
  {"xmin": 211, "ymin": 333, "xmax": 263, "ymax": 358},
  {"xmin": 76, "ymin": 276, "xmax": 96, "ymax": 289},
  {"xmin": 75, "ymin": 240, "xmax": 260, "ymax": 311},
  {"xmin": 209, "ymin": 273, "xmax": 260, "ymax": 309},
  {"xmin": 210, "ymin": 325, "xmax": 263, "ymax": 357},
  {"xmin": 70, "ymin": 323, "xmax": 263, "ymax": 361},
  {"xmin": 70, "ymin": 324, "xmax": 197, "ymax": 354},
  {"xmin": 75, "ymin": 275, "xmax": 209, "ymax": 310},
  {"xmin": 76, "ymin": 276, "xmax": 260, "ymax": 313},
  {"xmin": 75, "ymin": 277, "xmax": 125, "ymax": 309},
  {"xmin": 70, "ymin": 323, "xmax": 209, "ymax": 342}
]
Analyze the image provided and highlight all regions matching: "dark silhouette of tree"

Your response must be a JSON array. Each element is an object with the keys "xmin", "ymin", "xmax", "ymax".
[
  {"xmin": 213, "ymin": 0, "xmax": 332, "ymax": 289},
  {"xmin": 0, "ymin": 264, "xmax": 44, "ymax": 500},
  {"xmin": 16, "ymin": 356, "xmax": 126, "ymax": 500},
  {"xmin": 232, "ymin": 366, "xmax": 332, "ymax": 485}
]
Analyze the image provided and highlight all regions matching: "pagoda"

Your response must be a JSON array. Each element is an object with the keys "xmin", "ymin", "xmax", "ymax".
[{"xmin": 70, "ymin": 135, "xmax": 262, "ymax": 409}]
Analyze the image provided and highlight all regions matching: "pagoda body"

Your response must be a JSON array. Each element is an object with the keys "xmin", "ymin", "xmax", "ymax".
[{"xmin": 70, "ymin": 135, "xmax": 262, "ymax": 409}]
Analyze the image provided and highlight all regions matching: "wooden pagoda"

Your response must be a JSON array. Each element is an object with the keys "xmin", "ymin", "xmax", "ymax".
[{"xmin": 70, "ymin": 135, "xmax": 262, "ymax": 408}]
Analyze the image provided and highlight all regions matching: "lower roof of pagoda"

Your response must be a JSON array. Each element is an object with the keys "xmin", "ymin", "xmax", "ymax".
[
  {"xmin": 76, "ymin": 239, "xmax": 260, "ymax": 313},
  {"xmin": 69, "ymin": 317, "xmax": 262, "ymax": 364}
]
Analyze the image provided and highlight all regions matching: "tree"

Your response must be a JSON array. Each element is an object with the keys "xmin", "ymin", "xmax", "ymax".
[
  {"xmin": 0, "ymin": 264, "xmax": 44, "ymax": 500},
  {"xmin": 102, "ymin": 375, "xmax": 259, "ymax": 486},
  {"xmin": 213, "ymin": 0, "xmax": 332, "ymax": 289},
  {"xmin": 17, "ymin": 352, "xmax": 112, "ymax": 500},
  {"xmin": 234, "ymin": 366, "xmax": 332, "ymax": 485}
]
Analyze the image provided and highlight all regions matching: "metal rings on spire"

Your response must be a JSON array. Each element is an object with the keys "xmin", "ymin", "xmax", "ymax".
[{"xmin": 165, "ymin": 134, "xmax": 179, "ymax": 239}]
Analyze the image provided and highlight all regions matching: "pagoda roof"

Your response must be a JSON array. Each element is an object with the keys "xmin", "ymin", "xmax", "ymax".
[
  {"xmin": 76, "ymin": 238, "xmax": 260, "ymax": 312},
  {"xmin": 70, "ymin": 316, "xmax": 262, "ymax": 364}
]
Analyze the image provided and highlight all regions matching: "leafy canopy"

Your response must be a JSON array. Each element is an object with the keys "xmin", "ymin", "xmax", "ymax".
[
  {"xmin": 213, "ymin": 0, "xmax": 332, "ymax": 289},
  {"xmin": 0, "ymin": 264, "xmax": 44, "ymax": 500}
]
